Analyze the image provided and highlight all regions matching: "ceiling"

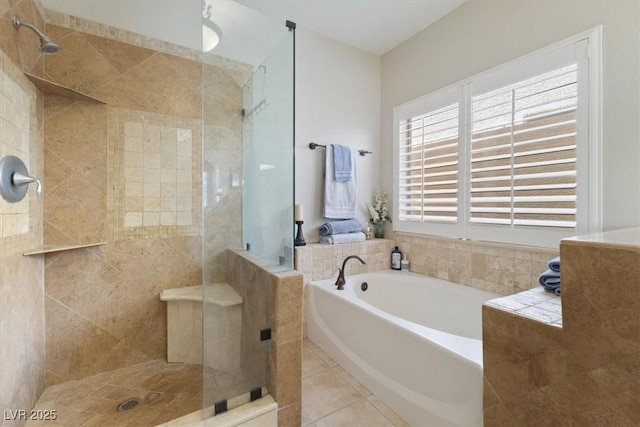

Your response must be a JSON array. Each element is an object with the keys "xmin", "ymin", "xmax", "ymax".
[
  {"xmin": 41, "ymin": 0, "xmax": 465, "ymax": 66},
  {"xmin": 236, "ymin": 0, "xmax": 465, "ymax": 55}
]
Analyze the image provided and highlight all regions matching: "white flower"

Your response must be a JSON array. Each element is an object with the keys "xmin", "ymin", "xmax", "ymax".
[{"xmin": 367, "ymin": 191, "xmax": 391, "ymax": 225}]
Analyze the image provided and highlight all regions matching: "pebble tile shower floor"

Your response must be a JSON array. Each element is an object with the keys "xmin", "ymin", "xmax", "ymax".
[{"xmin": 26, "ymin": 360, "xmax": 201, "ymax": 426}]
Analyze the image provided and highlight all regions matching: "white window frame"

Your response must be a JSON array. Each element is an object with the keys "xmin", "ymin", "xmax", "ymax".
[{"xmin": 392, "ymin": 27, "xmax": 602, "ymax": 248}]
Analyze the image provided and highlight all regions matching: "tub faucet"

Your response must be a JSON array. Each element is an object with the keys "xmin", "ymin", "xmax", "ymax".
[{"xmin": 335, "ymin": 255, "xmax": 366, "ymax": 290}]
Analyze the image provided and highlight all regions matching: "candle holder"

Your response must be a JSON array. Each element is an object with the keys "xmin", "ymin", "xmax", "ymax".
[{"xmin": 294, "ymin": 220, "xmax": 306, "ymax": 246}]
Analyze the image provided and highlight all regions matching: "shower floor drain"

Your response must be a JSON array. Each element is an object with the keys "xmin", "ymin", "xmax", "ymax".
[{"xmin": 116, "ymin": 397, "xmax": 142, "ymax": 412}]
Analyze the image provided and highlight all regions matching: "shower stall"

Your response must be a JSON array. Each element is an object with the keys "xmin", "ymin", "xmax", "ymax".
[{"xmin": 0, "ymin": 0, "xmax": 296, "ymax": 425}]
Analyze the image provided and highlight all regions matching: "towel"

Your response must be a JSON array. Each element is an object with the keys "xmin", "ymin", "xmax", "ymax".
[
  {"xmin": 320, "ymin": 232, "xmax": 366, "ymax": 245},
  {"xmin": 318, "ymin": 218, "xmax": 362, "ymax": 237},
  {"xmin": 548, "ymin": 256, "xmax": 560, "ymax": 272},
  {"xmin": 538, "ymin": 269, "xmax": 561, "ymax": 294},
  {"xmin": 324, "ymin": 144, "xmax": 357, "ymax": 219},
  {"xmin": 333, "ymin": 144, "xmax": 353, "ymax": 182}
]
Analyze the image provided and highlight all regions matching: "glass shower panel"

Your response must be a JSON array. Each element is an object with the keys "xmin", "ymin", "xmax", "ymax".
[
  {"xmin": 201, "ymin": 3, "xmax": 293, "ymax": 418},
  {"xmin": 242, "ymin": 31, "xmax": 295, "ymax": 269}
]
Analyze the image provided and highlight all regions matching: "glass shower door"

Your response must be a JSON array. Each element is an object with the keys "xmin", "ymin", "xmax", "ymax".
[
  {"xmin": 242, "ymin": 28, "xmax": 295, "ymax": 269},
  {"xmin": 201, "ymin": 11, "xmax": 294, "ymax": 418}
]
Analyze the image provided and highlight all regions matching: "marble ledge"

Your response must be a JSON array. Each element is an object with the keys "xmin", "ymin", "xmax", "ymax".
[
  {"xmin": 299, "ymin": 238, "xmax": 394, "ymax": 248},
  {"xmin": 561, "ymin": 227, "xmax": 640, "ymax": 250},
  {"xmin": 24, "ymin": 72, "xmax": 107, "ymax": 103},
  {"xmin": 23, "ymin": 241, "xmax": 108, "ymax": 256},
  {"xmin": 484, "ymin": 287, "xmax": 563, "ymax": 328}
]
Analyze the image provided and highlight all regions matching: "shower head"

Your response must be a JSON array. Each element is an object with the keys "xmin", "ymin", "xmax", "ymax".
[{"xmin": 12, "ymin": 16, "xmax": 62, "ymax": 55}]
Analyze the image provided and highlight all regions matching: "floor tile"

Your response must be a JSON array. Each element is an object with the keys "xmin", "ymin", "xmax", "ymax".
[
  {"xmin": 315, "ymin": 399, "xmax": 394, "ymax": 427},
  {"xmin": 302, "ymin": 370, "xmax": 362, "ymax": 421},
  {"xmin": 26, "ymin": 360, "xmax": 202, "ymax": 427}
]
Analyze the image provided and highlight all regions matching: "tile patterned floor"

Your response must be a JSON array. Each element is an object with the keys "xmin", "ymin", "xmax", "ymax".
[
  {"xmin": 26, "ymin": 340, "xmax": 407, "ymax": 427},
  {"xmin": 302, "ymin": 339, "xmax": 409, "ymax": 427},
  {"xmin": 26, "ymin": 360, "xmax": 201, "ymax": 427}
]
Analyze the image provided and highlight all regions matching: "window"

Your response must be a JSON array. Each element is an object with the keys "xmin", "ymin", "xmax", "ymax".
[{"xmin": 393, "ymin": 29, "xmax": 601, "ymax": 248}]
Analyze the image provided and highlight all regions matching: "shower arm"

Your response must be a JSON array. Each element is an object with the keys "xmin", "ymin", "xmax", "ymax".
[{"xmin": 12, "ymin": 17, "xmax": 46, "ymax": 39}]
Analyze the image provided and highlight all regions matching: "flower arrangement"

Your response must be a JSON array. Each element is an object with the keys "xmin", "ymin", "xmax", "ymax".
[{"xmin": 367, "ymin": 191, "xmax": 391, "ymax": 225}]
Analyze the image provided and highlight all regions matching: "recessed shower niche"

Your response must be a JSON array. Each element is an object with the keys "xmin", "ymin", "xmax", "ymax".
[{"xmin": 22, "ymin": 72, "xmax": 108, "ymax": 255}]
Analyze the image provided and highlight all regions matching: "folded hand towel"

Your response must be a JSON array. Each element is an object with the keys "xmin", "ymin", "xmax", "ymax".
[
  {"xmin": 333, "ymin": 144, "xmax": 353, "ymax": 182},
  {"xmin": 320, "ymin": 232, "xmax": 366, "ymax": 245},
  {"xmin": 548, "ymin": 256, "xmax": 560, "ymax": 272},
  {"xmin": 538, "ymin": 269, "xmax": 561, "ymax": 293},
  {"xmin": 318, "ymin": 218, "xmax": 362, "ymax": 237},
  {"xmin": 324, "ymin": 144, "xmax": 357, "ymax": 219}
]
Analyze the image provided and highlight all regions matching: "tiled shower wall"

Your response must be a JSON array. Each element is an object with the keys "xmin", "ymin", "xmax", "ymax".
[
  {"xmin": 40, "ymin": 14, "xmax": 250, "ymax": 384},
  {"xmin": 226, "ymin": 250, "xmax": 304, "ymax": 427},
  {"xmin": 0, "ymin": 0, "xmax": 46, "ymax": 421}
]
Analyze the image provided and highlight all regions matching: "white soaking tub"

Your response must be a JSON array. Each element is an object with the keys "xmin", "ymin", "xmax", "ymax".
[{"xmin": 307, "ymin": 270, "xmax": 500, "ymax": 426}]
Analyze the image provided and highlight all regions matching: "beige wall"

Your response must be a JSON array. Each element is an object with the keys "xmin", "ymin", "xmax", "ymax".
[
  {"xmin": 295, "ymin": 29, "xmax": 381, "ymax": 242},
  {"xmin": 381, "ymin": 0, "xmax": 640, "ymax": 233},
  {"xmin": 0, "ymin": 0, "xmax": 47, "ymax": 422}
]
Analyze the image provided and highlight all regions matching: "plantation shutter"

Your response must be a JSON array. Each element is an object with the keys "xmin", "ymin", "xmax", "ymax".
[
  {"xmin": 398, "ymin": 102, "xmax": 459, "ymax": 223},
  {"xmin": 470, "ymin": 64, "xmax": 578, "ymax": 229}
]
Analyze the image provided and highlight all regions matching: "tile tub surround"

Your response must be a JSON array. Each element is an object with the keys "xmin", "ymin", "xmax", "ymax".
[
  {"xmin": 484, "ymin": 288, "xmax": 562, "ymax": 328},
  {"xmin": 0, "ymin": 0, "xmax": 46, "ymax": 420},
  {"xmin": 296, "ymin": 234, "xmax": 557, "ymax": 294},
  {"xmin": 295, "ymin": 235, "xmax": 557, "ymax": 337},
  {"xmin": 393, "ymin": 232, "xmax": 558, "ymax": 296},
  {"xmin": 225, "ymin": 250, "xmax": 303, "ymax": 427},
  {"xmin": 483, "ymin": 228, "xmax": 640, "ymax": 425}
]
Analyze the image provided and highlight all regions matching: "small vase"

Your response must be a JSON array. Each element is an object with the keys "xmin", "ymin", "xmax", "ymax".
[{"xmin": 373, "ymin": 222, "xmax": 384, "ymax": 238}]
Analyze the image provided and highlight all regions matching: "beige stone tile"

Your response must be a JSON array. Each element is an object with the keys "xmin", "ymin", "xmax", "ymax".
[
  {"xmin": 504, "ymin": 375, "xmax": 635, "ymax": 427},
  {"xmin": 273, "ymin": 274, "xmax": 303, "ymax": 345},
  {"xmin": 301, "ymin": 408, "xmax": 314, "ymax": 426},
  {"xmin": 301, "ymin": 370, "xmax": 361, "ymax": 421},
  {"xmin": 44, "ymin": 30, "xmax": 121, "ymax": 95},
  {"xmin": 482, "ymin": 305, "xmax": 566, "ymax": 403},
  {"xmin": 483, "ymin": 377, "xmax": 501, "ymax": 409},
  {"xmin": 164, "ymin": 54, "xmax": 203, "ymax": 90},
  {"xmin": 44, "ymin": 295, "xmax": 149, "ymax": 383},
  {"xmin": 331, "ymin": 366, "xmax": 370, "ymax": 398},
  {"xmin": 483, "ymin": 403, "xmax": 517, "ymax": 427},
  {"xmin": 271, "ymin": 340, "xmax": 301, "ymax": 407},
  {"xmin": 306, "ymin": 340, "xmax": 337, "ymax": 368},
  {"xmin": 587, "ymin": 352, "xmax": 640, "ymax": 424},
  {"xmin": 315, "ymin": 398, "xmax": 393, "ymax": 427},
  {"xmin": 275, "ymin": 402, "xmax": 301, "ymax": 427},
  {"xmin": 94, "ymin": 53, "xmax": 201, "ymax": 119},
  {"xmin": 302, "ymin": 342, "xmax": 331, "ymax": 379},
  {"xmin": 83, "ymin": 33, "xmax": 156, "ymax": 74},
  {"xmin": 44, "ymin": 113, "xmax": 107, "ymax": 241},
  {"xmin": 43, "ymin": 147, "xmax": 72, "ymax": 192},
  {"xmin": 365, "ymin": 396, "xmax": 409, "ymax": 427}
]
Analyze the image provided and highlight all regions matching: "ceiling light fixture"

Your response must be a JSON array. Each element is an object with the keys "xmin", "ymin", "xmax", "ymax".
[{"xmin": 202, "ymin": 5, "xmax": 222, "ymax": 52}]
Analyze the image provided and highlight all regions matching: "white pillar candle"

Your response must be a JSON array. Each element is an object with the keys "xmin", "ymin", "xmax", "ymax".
[{"xmin": 294, "ymin": 204, "xmax": 303, "ymax": 221}]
